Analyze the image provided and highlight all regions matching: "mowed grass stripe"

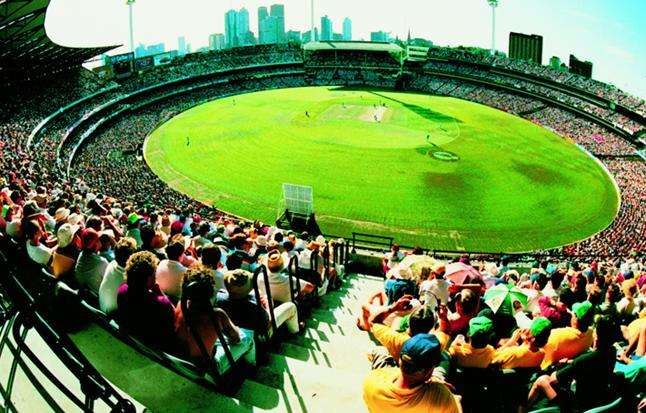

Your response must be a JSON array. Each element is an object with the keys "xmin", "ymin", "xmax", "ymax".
[{"xmin": 145, "ymin": 86, "xmax": 619, "ymax": 252}]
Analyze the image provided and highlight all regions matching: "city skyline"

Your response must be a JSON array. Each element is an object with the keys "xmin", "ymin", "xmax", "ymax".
[{"xmin": 45, "ymin": 0, "xmax": 646, "ymax": 98}]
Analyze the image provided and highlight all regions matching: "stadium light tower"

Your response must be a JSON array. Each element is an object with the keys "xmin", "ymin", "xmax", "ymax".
[
  {"xmin": 126, "ymin": 0, "xmax": 136, "ymax": 54},
  {"xmin": 487, "ymin": 0, "xmax": 499, "ymax": 55},
  {"xmin": 310, "ymin": 0, "xmax": 315, "ymax": 43}
]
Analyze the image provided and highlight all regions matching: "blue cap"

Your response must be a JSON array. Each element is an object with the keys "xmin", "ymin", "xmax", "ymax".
[{"xmin": 400, "ymin": 333, "xmax": 441, "ymax": 369}]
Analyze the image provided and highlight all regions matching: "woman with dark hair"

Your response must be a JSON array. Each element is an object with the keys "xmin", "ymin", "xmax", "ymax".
[
  {"xmin": 175, "ymin": 265, "xmax": 255, "ymax": 373},
  {"xmin": 528, "ymin": 316, "xmax": 615, "ymax": 411}
]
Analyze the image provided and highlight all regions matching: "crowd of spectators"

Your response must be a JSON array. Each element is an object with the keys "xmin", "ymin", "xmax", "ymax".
[
  {"xmin": 1, "ymin": 44, "xmax": 645, "ymax": 412},
  {"xmin": 427, "ymin": 46, "xmax": 646, "ymax": 117},
  {"xmin": 423, "ymin": 59, "xmax": 644, "ymax": 135},
  {"xmin": 358, "ymin": 251, "xmax": 646, "ymax": 411},
  {"xmin": 1, "ymin": 44, "xmax": 643, "ymax": 284}
]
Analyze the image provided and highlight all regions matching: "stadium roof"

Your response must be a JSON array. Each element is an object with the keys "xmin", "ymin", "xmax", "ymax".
[
  {"xmin": 0, "ymin": 0, "xmax": 117, "ymax": 86},
  {"xmin": 303, "ymin": 41, "xmax": 403, "ymax": 54}
]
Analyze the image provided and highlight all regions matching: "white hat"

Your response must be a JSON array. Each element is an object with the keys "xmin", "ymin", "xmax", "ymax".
[
  {"xmin": 68, "ymin": 213, "xmax": 84, "ymax": 226},
  {"xmin": 6, "ymin": 220, "xmax": 21, "ymax": 238},
  {"xmin": 57, "ymin": 223, "xmax": 79, "ymax": 248},
  {"xmin": 315, "ymin": 235, "xmax": 327, "ymax": 245},
  {"xmin": 54, "ymin": 207, "xmax": 70, "ymax": 223},
  {"xmin": 398, "ymin": 267, "xmax": 413, "ymax": 280},
  {"xmin": 255, "ymin": 235, "xmax": 267, "ymax": 247}
]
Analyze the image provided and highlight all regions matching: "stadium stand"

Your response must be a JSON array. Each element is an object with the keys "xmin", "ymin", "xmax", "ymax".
[{"xmin": 1, "ymin": 36, "xmax": 645, "ymax": 412}]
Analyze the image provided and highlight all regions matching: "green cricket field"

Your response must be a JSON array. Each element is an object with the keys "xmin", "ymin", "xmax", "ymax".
[{"xmin": 144, "ymin": 86, "xmax": 619, "ymax": 252}]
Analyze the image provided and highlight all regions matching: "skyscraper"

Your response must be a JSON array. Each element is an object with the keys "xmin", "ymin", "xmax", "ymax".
[
  {"xmin": 569, "ymin": 54, "xmax": 593, "ymax": 78},
  {"xmin": 321, "ymin": 15, "xmax": 332, "ymax": 41},
  {"xmin": 178, "ymin": 36, "xmax": 187, "ymax": 55},
  {"xmin": 237, "ymin": 8, "xmax": 250, "ymax": 45},
  {"xmin": 270, "ymin": 4, "xmax": 286, "ymax": 43},
  {"xmin": 225, "ymin": 9, "xmax": 238, "ymax": 48},
  {"xmin": 370, "ymin": 31, "xmax": 388, "ymax": 42},
  {"xmin": 209, "ymin": 33, "xmax": 226, "ymax": 51},
  {"xmin": 508, "ymin": 32, "xmax": 543, "ymax": 64},
  {"xmin": 258, "ymin": 6, "xmax": 270, "ymax": 44},
  {"xmin": 342, "ymin": 18, "xmax": 352, "ymax": 41}
]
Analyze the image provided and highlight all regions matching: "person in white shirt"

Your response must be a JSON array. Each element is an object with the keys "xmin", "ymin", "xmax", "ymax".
[
  {"xmin": 382, "ymin": 243, "xmax": 404, "ymax": 275},
  {"xmin": 24, "ymin": 219, "xmax": 53, "ymax": 266},
  {"xmin": 200, "ymin": 244, "xmax": 225, "ymax": 292},
  {"xmin": 419, "ymin": 265, "xmax": 450, "ymax": 311},
  {"xmin": 99, "ymin": 237, "xmax": 137, "ymax": 314},
  {"xmin": 75, "ymin": 228, "xmax": 109, "ymax": 293},
  {"xmin": 262, "ymin": 250, "xmax": 314, "ymax": 303},
  {"xmin": 155, "ymin": 236, "xmax": 187, "ymax": 301}
]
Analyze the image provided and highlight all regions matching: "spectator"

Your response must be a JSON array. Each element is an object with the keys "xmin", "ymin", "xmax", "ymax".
[
  {"xmin": 492, "ymin": 317, "xmax": 552, "ymax": 368},
  {"xmin": 155, "ymin": 235, "xmax": 187, "ymax": 301},
  {"xmin": 448, "ymin": 316, "xmax": 495, "ymax": 368},
  {"xmin": 528, "ymin": 316, "xmax": 615, "ymax": 411},
  {"xmin": 24, "ymin": 219, "xmax": 53, "ymax": 267},
  {"xmin": 363, "ymin": 333, "xmax": 460, "ymax": 413},
  {"xmin": 115, "ymin": 251, "xmax": 176, "ymax": 352},
  {"xmin": 99, "ymin": 237, "xmax": 136, "ymax": 315},
  {"xmin": 174, "ymin": 265, "xmax": 255, "ymax": 372},
  {"xmin": 75, "ymin": 227, "xmax": 109, "ymax": 293},
  {"xmin": 540, "ymin": 300, "xmax": 594, "ymax": 369}
]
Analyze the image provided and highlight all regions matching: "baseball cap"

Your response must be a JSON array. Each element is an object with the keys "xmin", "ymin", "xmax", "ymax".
[
  {"xmin": 572, "ymin": 301, "xmax": 593, "ymax": 320},
  {"xmin": 127, "ymin": 213, "xmax": 141, "ymax": 225},
  {"xmin": 468, "ymin": 316, "xmax": 494, "ymax": 337},
  {"xmin": 400, "ymin": 333, "xmax": 441, "ymax": 369},
  {"xmin": 530, "ymin": 317, "xmax": 552, "ymax": 338}
]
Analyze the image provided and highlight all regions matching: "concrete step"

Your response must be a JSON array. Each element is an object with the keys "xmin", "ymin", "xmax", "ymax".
[
  {"xmin": 252, "ymin": 352, "xmax": 369, "ymax": 413},
  {"xmin": 71, "ymin": 324, "xmax": 255, "ymax": 413},
  {"xmin": 275, "ymin": 340, "xmax": 373, "ymax": 372}
]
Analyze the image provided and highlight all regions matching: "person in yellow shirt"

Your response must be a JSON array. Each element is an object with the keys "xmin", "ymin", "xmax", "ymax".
[
  {"xmin": 448, "ymin": 316, "xmax": 495, "ymax": 368},
  {"xmin": 363, "ymin": 334, "xmax": 461, "ymax": 413},
  {"xmin": 368, "ymin": 294, "xmax": 449, "ymax": 363},
  {"xmin": 540, "ymin": 301, "xmax": 594, "ymax": 370},
  {"xmin": 492, "ymin": 317, "xmax": 552, "ymax": 369}
]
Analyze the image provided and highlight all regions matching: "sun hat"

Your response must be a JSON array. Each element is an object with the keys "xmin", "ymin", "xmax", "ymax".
[
  {"xmin": 6, "ymin": 220, "xmax": 21, "ymax": 238},
  {"xmin": 224, "ymin": 269, "xmax": 253, "ymax": 299},
  {"xmin": 398, "ymin": 266, "xmax": 413, "ymax": 280},
  {"xmin": 57, "ymin": 223, "xmax": 79, "ymax": 248},
  {"xmin": 54, "ymin": 207, "xmax": 70, "ymax": 223},
  {"xmin": 530, "ymin": 317, "xmax": 552, "ymax": 338},
  {"xmin": 80, "ymin": 228, "xmax": 100, "ymax": 252},
  {"xmin": 307, "ymin": 241, "xmax": 321, "ymax": 250},
  {"xmin": 468, "ymin": 316, "xmax": 494, "ymax": 337},
  {"xmin": 572, "ymin": 301, "xmax": 593, "ymax": 320},
  {"xmin": 255, "ymin": 235, "xmax": 267, "ymax": 247},
  {"xmin": 267, "ymin": 251, "xmax": 285, "ymax": 273},
  {"xmin": 400, "ymin": 333, "xmax": 442, "ymax": 369},
  {"xmin": 170, "ymin": 220, "xmax": 184, "ymax": 235},
  {"xmin": 315, "ymin": 235, "xmax": 326, "ymax": 245},
  {"xmin": 68, "ymin": 213, "xmax": 84, "ymax": 226}
]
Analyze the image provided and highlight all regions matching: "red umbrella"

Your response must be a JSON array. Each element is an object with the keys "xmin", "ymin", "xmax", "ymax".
[{"xmin": 445, "ymin": 262, "xmax": 482, "ymax": 285}]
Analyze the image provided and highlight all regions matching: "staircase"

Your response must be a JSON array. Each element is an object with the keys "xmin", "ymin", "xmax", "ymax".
[{"xmin": 69, "ymin": 273, "xmax": 385, "ymax": 412}]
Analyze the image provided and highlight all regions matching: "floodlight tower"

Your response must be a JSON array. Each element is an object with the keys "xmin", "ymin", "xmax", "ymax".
[
  {"xmin": 126, "ymin": 0, "xmax": 136, "ymax": 54},
  {"xmin": 310, "ymin": 0, "xmax": 315, "ymax": 43},
  {"xmin": 487, "ymin": 0, "xmax": 499, "ymax": 55}
]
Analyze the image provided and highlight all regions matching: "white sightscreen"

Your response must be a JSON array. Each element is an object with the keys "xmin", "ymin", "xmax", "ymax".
[{"xmin": 282, "ymin": 184, "xmax": 313, "ymax": 215}]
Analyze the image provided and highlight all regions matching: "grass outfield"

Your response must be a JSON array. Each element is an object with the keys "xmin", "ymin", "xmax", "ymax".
[{"xmin": 144, "ymin": 86, "xmax": 619, "ymax": 252}]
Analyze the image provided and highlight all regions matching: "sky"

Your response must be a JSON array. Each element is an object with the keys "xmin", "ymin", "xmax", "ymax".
[{"xmin": 46, "ymin": 0, "xmax": 646, "ymax": 98}]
